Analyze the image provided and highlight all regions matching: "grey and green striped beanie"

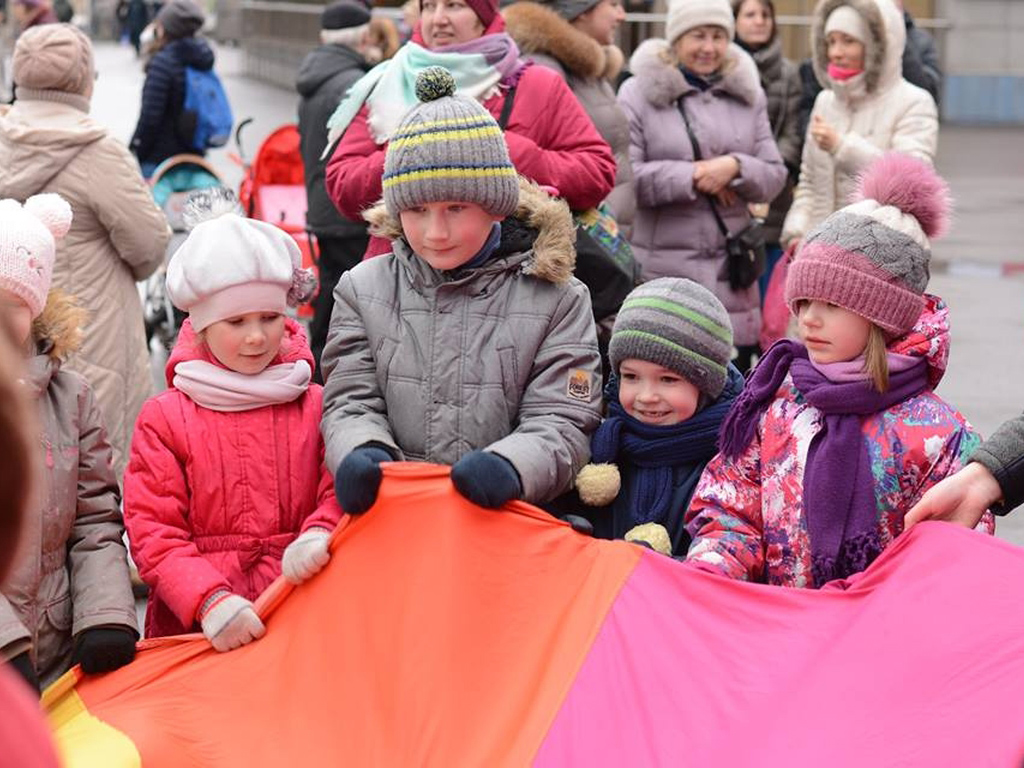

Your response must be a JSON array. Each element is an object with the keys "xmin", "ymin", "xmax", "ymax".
[
  {"xmin": 383, "ymin": 66, "xmax": 519, "ymax": 218},
  {"xmin": 608, "ymin": 278, "xmax": 734, "ymax": 398}
]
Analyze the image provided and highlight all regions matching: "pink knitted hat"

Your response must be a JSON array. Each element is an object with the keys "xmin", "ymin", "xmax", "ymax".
[
  {"xmin": 785, "ymin": 153, "xmax": 951, "ymax": 336},
  {"xmin": 0, "ymin": 194, "xmax": 73, "ymax": 318}
]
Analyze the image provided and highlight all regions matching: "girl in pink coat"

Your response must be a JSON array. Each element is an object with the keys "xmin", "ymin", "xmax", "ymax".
[
  {"xmin": 124, "ymin": 192, "xmax": 342, "ymax": 652},
  {"xmin": 685, "ymin": 154, "xmax": 994, "ymax": 588}
]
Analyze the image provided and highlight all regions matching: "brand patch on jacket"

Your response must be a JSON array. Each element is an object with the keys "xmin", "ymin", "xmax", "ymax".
[{"xmin": 566, "ymin": 369, "xmax": 594, "ymax": 402}]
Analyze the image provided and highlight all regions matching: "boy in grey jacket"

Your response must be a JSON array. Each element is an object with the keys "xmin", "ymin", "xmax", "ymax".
[{"xmin": 313, "ymin": 68, "xmax": 602, "ymax": 556}]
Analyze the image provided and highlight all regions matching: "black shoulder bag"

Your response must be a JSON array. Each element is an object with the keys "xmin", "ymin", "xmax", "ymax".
[{"xmin": 678, "ymin": 99, "xmax": 766, "ymax": 291}]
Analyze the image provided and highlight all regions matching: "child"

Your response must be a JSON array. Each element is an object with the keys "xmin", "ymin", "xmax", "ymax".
[
  {"xmin": 317, "ymin": 67, "xmax": 602, "ymax": 538},
  {"xmin": 0, "ymin": 195, "xmax": 138, "ymax": 691},
  {"xmin": 686, "ymin": 154, "xmax": 994, "ymax": 588},
  {"xmin": 573, "ymin": 278, "xmax": 744, "ymax": 557},
  {"xmin": 123, "ymin": 192, "xmax": 342, "ymax": 652}
]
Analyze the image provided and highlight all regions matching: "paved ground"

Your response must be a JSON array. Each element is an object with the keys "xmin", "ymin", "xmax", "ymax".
[{"xmin": 91, "ymin": 41, "xmax": 1024, "ymax": 544}]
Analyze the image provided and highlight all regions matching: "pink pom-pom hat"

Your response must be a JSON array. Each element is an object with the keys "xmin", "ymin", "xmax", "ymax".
[{"xmin": 785, "ymin": 153, "xmax": 952, "ymax": 336}]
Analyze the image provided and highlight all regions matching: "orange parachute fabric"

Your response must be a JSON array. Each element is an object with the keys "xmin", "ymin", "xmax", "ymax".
[{"xmin": 46, "ymin": 464, "xmax": 1024, "ymax": 766}]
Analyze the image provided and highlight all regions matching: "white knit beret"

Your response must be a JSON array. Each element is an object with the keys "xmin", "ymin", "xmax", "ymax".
[
  {"xmin": 166, "ymin": 213, "xmax": 303, "ymax": 332},
  {"xmin": 0, "ymin": 194, "xmax": 72, "ymax": 318},
  {"xmin": 666, "ymin": 0, "xmax": 734, "ymax": 45}
]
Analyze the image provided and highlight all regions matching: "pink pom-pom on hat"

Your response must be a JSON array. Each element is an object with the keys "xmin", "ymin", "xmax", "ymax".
[
  {"xmin": 785, "ymin": 153, "xmax": 953, "ymax": 337},
  {"xmin": 855, "ymin": 152, "xmax": 952, "ymax": 240},
  {"xmin": 0, "ymin": 193, "xmax": 72, "ymax": 319}
]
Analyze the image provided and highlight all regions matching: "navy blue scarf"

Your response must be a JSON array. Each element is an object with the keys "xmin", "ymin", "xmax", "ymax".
[{"xmin": 591, "ymin": 365, "xmax": 744, "ymax": 526}]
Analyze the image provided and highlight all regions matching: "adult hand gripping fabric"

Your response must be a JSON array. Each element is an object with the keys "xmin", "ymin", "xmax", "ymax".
[
  {"xmin": 199, "ymin": 593, "xmax": 266, "ymax": 653},
  {"xmin": 450, "ymin": 451, "xmax": 522, "ymax": 509},
  {"xmin": 334, "ymin": 446, "xmax": 393, "ymax": 515},
  {"xmin": 282, "ymin": 529, "xmax": 332, "ymax": 585},
  {"xmin": 71, "ymin": 627, "xmax": 138, "ymax": 674}
]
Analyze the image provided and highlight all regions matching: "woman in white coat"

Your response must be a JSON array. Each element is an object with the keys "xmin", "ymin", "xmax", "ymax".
[{"xmin": 781, "ymin": 0, "xmax": 937, "ymax": 248}]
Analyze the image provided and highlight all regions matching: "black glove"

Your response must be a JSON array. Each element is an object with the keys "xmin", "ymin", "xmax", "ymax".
[
  {"xmin": 71, "ymin": 627, "xmax": 138, "ymax": 675},
  {"xmin": 334, "ymin": 445, "xmax": 394, "ymax": 515},
  {"xmin": 8, "ymin": 651, "xmax": 39, "ymax": 694},
  {"xmin": 561, "ymin": 514, "xmax": 594, "ymax": 536},
  {"xmin": 450, "ymin": 451, "xmax": 522, "ymax": 509}
]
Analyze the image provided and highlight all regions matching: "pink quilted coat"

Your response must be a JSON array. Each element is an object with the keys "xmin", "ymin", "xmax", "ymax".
[{"xmin": 124, "ymin": 319, "xmax": 342, "ymax": 638}]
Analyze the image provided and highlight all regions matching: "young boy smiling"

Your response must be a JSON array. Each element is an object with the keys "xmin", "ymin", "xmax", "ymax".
[
  {"xmin": 313, "ymin": 67, "xmax": 602, "ymax": 541},
  {"xmin": 574, "ymin": 278, "xmax": 743, "ymax": 557}
]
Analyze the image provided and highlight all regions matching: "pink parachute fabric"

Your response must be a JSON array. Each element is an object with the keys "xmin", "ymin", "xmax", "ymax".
[{"xmin": 46, "ymin": 465, "xmax": 1024, "ymax": 766}]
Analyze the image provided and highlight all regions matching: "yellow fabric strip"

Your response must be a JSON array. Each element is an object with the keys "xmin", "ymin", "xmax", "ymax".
[{"xmin": 47, "ymin": 687, "xmax": 141, "ymax": 768}]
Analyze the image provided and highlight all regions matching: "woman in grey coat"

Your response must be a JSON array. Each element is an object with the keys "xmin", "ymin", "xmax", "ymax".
[
  {"xmin": 503, "ymin": 0, "xmax": 634, "ymax": 235},
  {"xmin": 617, "ymin": 0, "xmax": 786, "ymax": 369},
  {"xmin": 732, "ymin": 0, "xmax": 801, "ymax": 287}
]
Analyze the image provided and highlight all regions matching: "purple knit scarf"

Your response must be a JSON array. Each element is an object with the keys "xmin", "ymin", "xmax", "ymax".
[{"xmin": 720, "ymin": 340, "xmax": 929, "ymax": 586}]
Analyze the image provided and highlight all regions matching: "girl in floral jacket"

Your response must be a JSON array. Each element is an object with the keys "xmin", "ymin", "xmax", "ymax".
[
  {"xmin": 685, "ymin": 154, "xmax": 994, "ymax": 588},
  {"xmin": 124, "ymin": 192, "xmax": 342, "ymax": 652}
]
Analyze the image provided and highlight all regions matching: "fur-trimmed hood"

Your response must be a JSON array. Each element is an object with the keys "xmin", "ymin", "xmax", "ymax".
[
  {"xmin": 31, "ymin": 290, "xmax": 86, "ymax": 362},
  {"xmin": 502, "ymin": 1, "xmax": 624, "ymax": 82},
  {"xmin": 811, "ymin": 0, "xmax": 906, "ymax": 99},
  {"xmin": 627, "ymin": 38, "xmax": 762, "ymax": 108},
  {"xmin": 24, "ymin": 290, "xmax": 87, "ymax": 396},
  {"xmin": 362, "ymin": 176, "xmax": 577, "ymax": 285}
]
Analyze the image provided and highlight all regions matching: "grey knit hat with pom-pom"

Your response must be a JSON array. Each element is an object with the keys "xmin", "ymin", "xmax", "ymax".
[
  {"xmin": 609, "ymin": 277, "xmax": 734, "ymax": 399},
  {"xmin": 382, "ymin": 66, "xmax": 519, "ymax": 217}
]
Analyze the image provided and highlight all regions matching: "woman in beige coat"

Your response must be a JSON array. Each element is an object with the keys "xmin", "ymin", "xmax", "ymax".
[
  {"xmin": 781, "ymin": 0, "xmax": 938, "ymax": 248},
  {"xmin": 0, "ymin": 25, "xmax": 171, "ymax": 479}
]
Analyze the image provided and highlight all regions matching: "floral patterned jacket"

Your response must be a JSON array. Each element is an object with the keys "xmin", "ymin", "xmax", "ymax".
[{"xmin": 685, "ymin": 296, "xmax": 995, "ymax": 588}]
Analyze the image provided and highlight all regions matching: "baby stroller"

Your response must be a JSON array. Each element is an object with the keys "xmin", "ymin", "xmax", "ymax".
[
  {"xmin": 235, "ymin": 119, "xmax": 317, "ymax": 318},
  {"xmin": 142, "ymin": 153, "xmax": 231, "ymax": 354}
]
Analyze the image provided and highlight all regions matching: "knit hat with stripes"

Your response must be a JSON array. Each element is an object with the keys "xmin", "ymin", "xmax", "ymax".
[
  {"xmin": 608, "ymin": 278, "xmax": 734, "ymax": 398},
  {"xmin": 383, "ymin": 66, "xmax": 519, "ymax": 218}
]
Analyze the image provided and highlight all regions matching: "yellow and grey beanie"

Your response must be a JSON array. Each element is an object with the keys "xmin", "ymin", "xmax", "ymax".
[
  {"xmin": 608, "ymin": 278, "xmax": 734, "ymax": 398},
  {"xmin": 383, "ymin": 66, "xmax": 519, "ymax": 218}
]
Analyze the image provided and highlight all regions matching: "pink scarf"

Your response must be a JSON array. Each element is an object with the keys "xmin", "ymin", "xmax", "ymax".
[
  {"xmin": 173, "ymin": 359, "xmax": 312, "ymax": 412},
  {"xmin": 827, "ymin": 62, "xmax": 864, "ymax": 82}
]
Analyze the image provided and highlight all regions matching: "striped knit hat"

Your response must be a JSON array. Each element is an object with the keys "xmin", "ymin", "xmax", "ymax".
[
  {"xmin": 608, "ymin": 278, "xmax": 734, "ymax": 398},
  {"xmin": 785, "ymin": 153, "xmax": 951, "ymax": 336},
  {"xmin": 382, "ymin": 66, "xmax": 519, "ymax": 218}
]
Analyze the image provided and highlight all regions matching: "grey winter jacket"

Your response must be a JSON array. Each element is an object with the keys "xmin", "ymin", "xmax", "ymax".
[
  {"xmin": 617, "ymin": 40, "xmax": 786, "ymax": 347},
  {"xmin": 973, "ymin": 415, "xmax": 1024, "ymax": 514},
  {"xmin": 503, "ymin": 1, "xmax": 634, "ymax": 235},
  {"xmin": 0, "ymin": 294, "xmax": 138, "ymax": 687},
  {"xmin": 297, "ymin": 43, "xmax": 371, "ymax": 238},
  {"xmin": 320, "ymin": 180, "xmax": 603, "ymax": 503}
]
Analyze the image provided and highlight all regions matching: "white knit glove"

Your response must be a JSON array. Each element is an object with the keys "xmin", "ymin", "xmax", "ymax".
[
  {"xmin": 282, "ymin": 528, "xmax": 332, "ymax": 585},
  {"xmin": 199, "ymin": 592, "xmax": 266, "ymax": 652}
]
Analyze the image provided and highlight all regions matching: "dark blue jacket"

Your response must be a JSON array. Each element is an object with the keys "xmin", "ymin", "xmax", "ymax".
[
  {"xmin": 131, "ymin": 37, "xmax": 215, "ymax": 167},
  {"xmin": 296, "ymin": 43, "xmax": 370, "ymax": 238}
]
